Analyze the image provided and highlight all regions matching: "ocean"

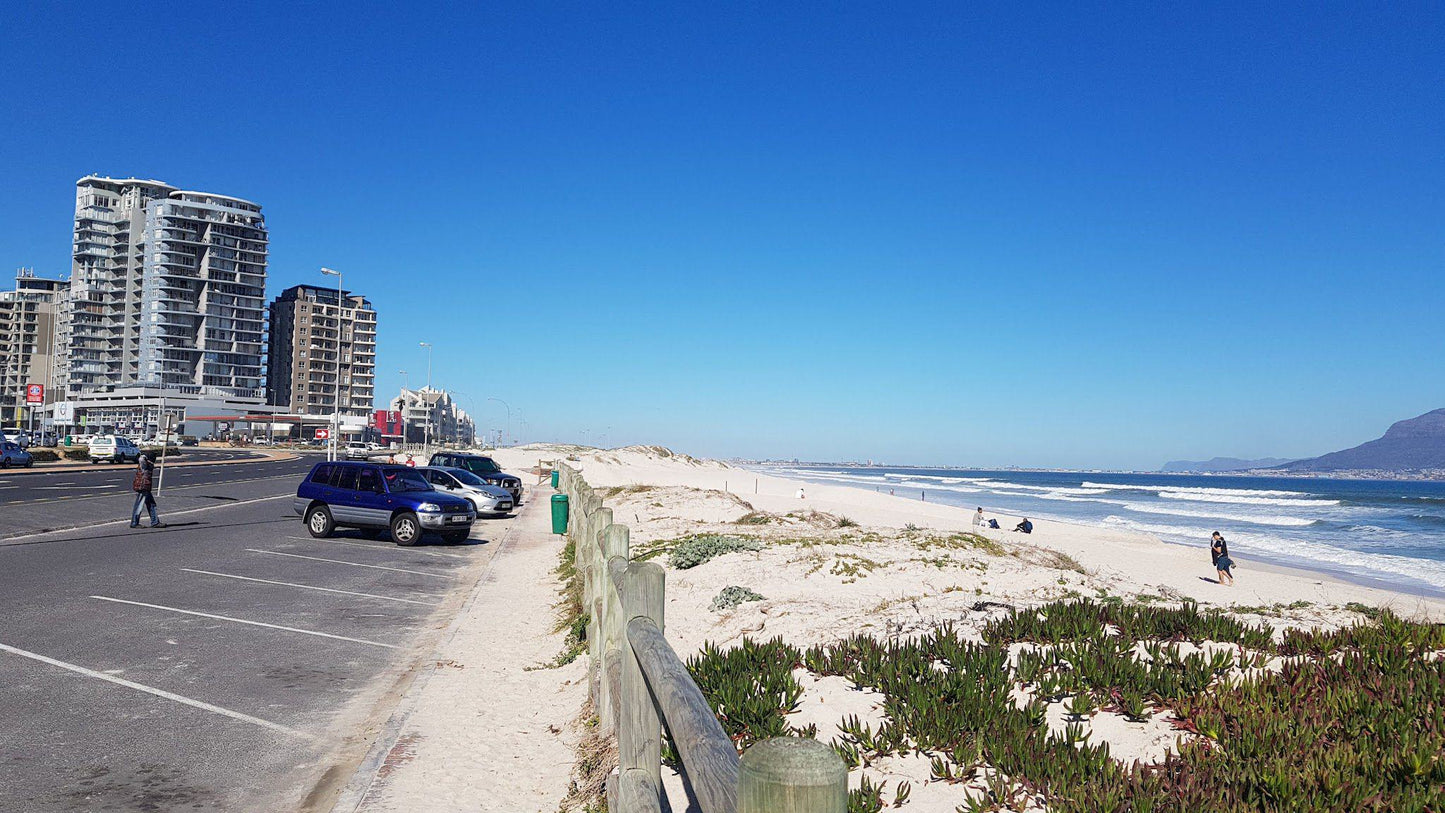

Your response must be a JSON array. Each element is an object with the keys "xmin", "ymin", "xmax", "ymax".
[{"xmin": 759, "ymin": 466, "xmax": 1445, "ymax": 597}]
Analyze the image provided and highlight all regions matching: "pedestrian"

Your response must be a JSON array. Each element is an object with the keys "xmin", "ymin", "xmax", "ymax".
[
  {"xmin": 795, "ymin": 487, "xmax": 806, "ymax": 500},
  {"xmin": 405, "ymin": 453, "xmax": 416, "ymax": 468},
  {"xmin": 1211, "ymin": 531, "xmax": 1234, "ymax": 586},
  {"xmin": 973, "ymin": 507, "xmax": 986, "ymax": 527},
  {"xmin": 130, "ymin": 453, "xmax": 164, "ymax": 528}
]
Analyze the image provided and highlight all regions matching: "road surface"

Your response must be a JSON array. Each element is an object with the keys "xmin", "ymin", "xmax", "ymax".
[{"xmin": 0, "ymin": 452, "xmax": 523, "ymax": 811}]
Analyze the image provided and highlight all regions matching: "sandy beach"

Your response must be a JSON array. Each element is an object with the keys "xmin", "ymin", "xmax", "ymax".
[{"xmin": 478, "ymin": 443, "xmax": 1444, "ymax": 810}]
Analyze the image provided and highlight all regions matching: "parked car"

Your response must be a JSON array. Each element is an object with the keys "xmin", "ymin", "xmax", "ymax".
[
  {"xmin": 294, "ymin": 461, "xmax": 475, "ymax": 545},
  {"xmin": 344, "ymin": 441, "xmax": 371, "ymax": 460},
  {"xmin": 426, "ymin": 452, "xmax": 523, "ymax": 504},
  {"xmin": 1, "ymin": 440, "xmax": 33, "ymax": 468},
  {"xmin": 417, "ymin": 466, "xmax": 515, "ymax": 516},
  {"xmin": 89, "ymin": 435, "xmax": 142, "ymax": 464}
]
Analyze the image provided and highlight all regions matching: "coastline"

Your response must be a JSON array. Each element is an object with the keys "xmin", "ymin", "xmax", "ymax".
[
  {"xmin": 755, "ymin": 463, "xmax": 1445, "ymax": 603},
  {"xmin": 493, "ymin": 445, "xmax": 1445, "ymax": 626}
]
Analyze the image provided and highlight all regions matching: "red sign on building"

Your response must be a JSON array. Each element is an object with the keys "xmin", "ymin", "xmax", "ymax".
[
  {"xmin": 372, "ymin": 409, "xmax": 404, "ymax": 437},
  {"xmin": 25, "ymin": 384, "xmax": 43, "ymax": 404}
]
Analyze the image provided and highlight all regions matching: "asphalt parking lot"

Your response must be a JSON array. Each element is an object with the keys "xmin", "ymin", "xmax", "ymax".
[{"xmin": 0, "ymin": 453, "xmax": 522, "ymax": 811}]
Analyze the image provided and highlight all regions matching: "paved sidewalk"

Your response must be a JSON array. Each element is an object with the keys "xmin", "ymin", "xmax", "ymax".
[{"xmin": 333, "ymin": 493, "xmax": 586, "ymax": 813}]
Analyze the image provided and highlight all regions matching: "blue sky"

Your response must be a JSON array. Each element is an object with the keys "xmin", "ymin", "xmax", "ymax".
[{"xmin": 2, "ymin": 3, "xmax": 1441, "ymax": 469}]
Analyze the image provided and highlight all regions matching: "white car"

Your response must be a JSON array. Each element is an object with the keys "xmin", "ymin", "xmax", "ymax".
[
  {"xmin": 344, "ymin": 442, "xmax": 371, "ymax": 460},
  {"xmin": 90, "ymin": 435, "xmax": 142, "ymax": 464},
  {"xmin": 417, "ymin": 466, "xmax": 515, "ymax": 516}
]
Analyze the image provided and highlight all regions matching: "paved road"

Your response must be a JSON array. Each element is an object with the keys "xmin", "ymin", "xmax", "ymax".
[
  {"xmin": 0, "ymin": 450, "xmax": 317, "ymax": 538},
  {"xmin": 0, "ymin": 456, "xmax": 523, "ymax": 811}
]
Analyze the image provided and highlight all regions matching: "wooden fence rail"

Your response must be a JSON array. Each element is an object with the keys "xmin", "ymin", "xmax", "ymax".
[{"xmin": 553, "ymin": 462, "xmax": 847, "ymax": 813}]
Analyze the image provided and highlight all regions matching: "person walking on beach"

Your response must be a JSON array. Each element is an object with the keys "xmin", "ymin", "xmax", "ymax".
[
  {"xmin": 1211, "ymin": 531, "xmax": 1234, "ymax": 586},
  {"xmin": 130, "ymin": 453, "xmax": 164, "ymax": 529},
  {"xmin": 973, "ymin": 507, "xmax": 986, "ymax": 527}
]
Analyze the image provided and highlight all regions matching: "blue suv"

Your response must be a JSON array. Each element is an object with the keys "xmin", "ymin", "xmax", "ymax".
[{"xmin": 294, "ymin": 461, "xmax": 475, "ymax": 546}]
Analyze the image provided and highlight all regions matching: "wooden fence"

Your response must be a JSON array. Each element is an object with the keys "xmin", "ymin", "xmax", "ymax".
[{"xmin": 554, "ymin": 462, "xmax": 849, "ymax": 813}]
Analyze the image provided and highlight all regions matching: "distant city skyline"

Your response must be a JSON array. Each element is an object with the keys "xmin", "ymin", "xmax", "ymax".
[{"xmin": 1, "ymin": 4, "xmax": 1441, "ymax": 468}]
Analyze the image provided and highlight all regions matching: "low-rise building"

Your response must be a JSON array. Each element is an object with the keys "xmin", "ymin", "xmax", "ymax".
[{"xmin": 390, "ymin": 387, "xmax": 475, "ymax": 445}]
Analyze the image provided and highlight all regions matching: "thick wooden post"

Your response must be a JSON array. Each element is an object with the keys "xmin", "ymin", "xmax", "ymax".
[
  {"xmin": 618, "ymin": 561, "xmax": 665, "ymax": 807},
  {"xmin": 598, "ymin": 525, "xmax": 629, "ymax": 736},
  {"xmin": 738, "ymin": 738, "xmax": 848, "ymax": 813}
]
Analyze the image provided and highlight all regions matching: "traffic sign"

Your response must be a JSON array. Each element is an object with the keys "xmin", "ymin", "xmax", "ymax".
[
  {"xmin": 315, "ymin": 428, "xmax": 331, "ymax": 440},
  {"xmin": 25, "ymin": 384, "xmax": 43, "ymax": 404}
]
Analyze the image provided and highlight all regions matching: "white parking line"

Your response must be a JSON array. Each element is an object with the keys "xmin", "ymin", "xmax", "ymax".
[
  {"xmin": 284, "ymin": 536, "xmax": 470, "ymax": 560},
  {"xmin": 0, "ymin": 640, "xmax": 307, "ymax": 738},
  {"xmin": 246, "ymin": 549, "xmax": 451, "ymax": 578},
  {"xmin": 90, "ymin": 596, "xmax": 397, "ymax": 649},
  {"xmin": 181, "ymin": 569, "xmax": 440, "ymax": 606}
]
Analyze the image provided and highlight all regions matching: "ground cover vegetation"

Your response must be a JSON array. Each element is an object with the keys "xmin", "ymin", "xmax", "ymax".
[{"xmin": 682, "ymin": 599, "xmax": 1445, "ymax": 812}]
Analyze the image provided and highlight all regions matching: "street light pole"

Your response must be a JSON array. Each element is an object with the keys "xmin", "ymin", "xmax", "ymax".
[
  {"xmin": 321, "ymin": 267, "xmax": 343, "ymax": 462},
  {"xmin": 419, "ymin": 341, "xmax": 432, "ymax": 457},
  {"xmin": 486, "ymin": 397, "xmax": 510, "ymax": 447}
]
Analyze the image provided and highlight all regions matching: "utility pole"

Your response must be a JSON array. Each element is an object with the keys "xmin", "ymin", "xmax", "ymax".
[
  {"xmin": 419, "ymin": 341, "xmax": 432, "ymax": 457},
  {"xmin": 320, "ymin": 268, "xmax": 343, "ymax": 462}
]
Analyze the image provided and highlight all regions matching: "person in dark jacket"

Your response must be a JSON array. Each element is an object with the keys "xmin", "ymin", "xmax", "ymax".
[
  {"xmin": 130, "ymin": 454, "xmax": 164, "ymax": 528},
  {"xmin": 1013, "ymin": 518, "xmax": 1033, "ymax": 534},
  {"xmin": 1210, "ymin": 531, "xmax": 1234, "ymax": 586}
]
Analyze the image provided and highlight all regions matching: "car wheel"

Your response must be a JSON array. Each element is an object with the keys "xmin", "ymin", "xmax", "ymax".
[
  {"xmin": 305, "ymin": 505, "xmax": 336, "ymax": 538},
  {"xmin": 90, "ymin": 459, "xmax": 100, "ymax": 465},
  {"xmin": 24, "ymin": 458, "xmax": 33, "ymax": 468},
  {"xmin": 391, "ymin": 512, "xmax": 422, "ymax": 546},
  {"xmin": 0, "ymin": 458, "xmax": 8, "ymax": 469},
  {"xmin": 441, "ymin": 530, "xmax": 470, "ymax": 544}
]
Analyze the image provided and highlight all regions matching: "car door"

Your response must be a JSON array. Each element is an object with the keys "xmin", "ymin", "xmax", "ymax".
[
  {"xmin": 355, "ymin": 466, "xmax": 390, "ymax": 526},
  {"xmin": 330, "ymin": 465, "xmax": 361, "ymax": 524}
]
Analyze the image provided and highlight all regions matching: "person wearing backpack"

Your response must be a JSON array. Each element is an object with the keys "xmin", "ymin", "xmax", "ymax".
[{"xmin": 130, "ymin": 453, "xmax": 164, "ymax": 528}]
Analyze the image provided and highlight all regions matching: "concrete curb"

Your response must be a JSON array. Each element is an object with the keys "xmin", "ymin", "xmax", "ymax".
[{"xmin": 325, "ymin": 496, "xmax": 538, "ymax": 813}]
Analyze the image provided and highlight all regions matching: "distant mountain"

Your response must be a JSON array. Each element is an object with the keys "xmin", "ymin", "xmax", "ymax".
[
  {"xmin": 1283, "ymin": 408, "xmax": 1445, "ymax": 473},
  {"xmin": 1160, "ymin": 457, "xmax": 1293, "ymax": 473}
]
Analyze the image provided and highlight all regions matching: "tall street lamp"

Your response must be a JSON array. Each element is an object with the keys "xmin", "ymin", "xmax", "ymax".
[
  {"xmin": 419, "ymin": 341, "xmax": 432, "ymax": 456},
  {"xmin": 486, "ymin": 397, "xmax": 511, "ymax": 447},
  {"xmin": 320, "ymin": 267, "xmax": 343, "ymax": 462}
]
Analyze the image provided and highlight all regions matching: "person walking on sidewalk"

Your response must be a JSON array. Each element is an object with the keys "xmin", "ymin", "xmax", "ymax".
[{"xmin": 130, "ymin": 453, "xmax": 164, "ymax": 528}]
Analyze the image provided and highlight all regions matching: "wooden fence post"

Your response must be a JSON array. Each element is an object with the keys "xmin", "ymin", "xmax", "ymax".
[
  {"xmin": 618, "ymin": 560, "xmax": 665, "ymax": 807},
  {"xmin": 738, "ymin": 738, "xmax": 848, "ymax": 813},
  {"xmin": 598, "ymin": 524, "xmax": 629, "ymax": 736},
  {"xmin": 587, "ymin": 506, "xmax": 612, "ymax": 707}
]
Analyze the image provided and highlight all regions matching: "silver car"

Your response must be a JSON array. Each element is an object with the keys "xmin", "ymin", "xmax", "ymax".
[{"xmin": 417, "ymin": 466, "xmax": 515, "ymax": 516}]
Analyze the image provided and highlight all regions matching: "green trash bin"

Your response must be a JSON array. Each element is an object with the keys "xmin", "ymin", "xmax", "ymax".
[
  {"xmin": 551, "ymin": 494, "xmax": 569, "ymax": 535},
  {"xmin": 550, "ymin": 469, "xmax": 560, "ymax": 489}
]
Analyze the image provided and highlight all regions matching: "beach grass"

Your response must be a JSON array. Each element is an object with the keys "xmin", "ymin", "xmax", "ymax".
[{"xmin": 684, "ymin": 599, "xmax": 1445, "ymax": 812}]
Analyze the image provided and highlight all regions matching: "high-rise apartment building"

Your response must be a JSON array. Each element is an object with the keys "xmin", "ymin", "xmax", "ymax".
[
  {"xmin": 0, "ymin": 270, "xmax": 65, "ymax": 426},
  {"xmin": 267, "ymin": 284, "xmax": 377, "ymax": 416},
  {"xmin": 62, "ymin": 176, "xmax": 268, "ymax": 398}
]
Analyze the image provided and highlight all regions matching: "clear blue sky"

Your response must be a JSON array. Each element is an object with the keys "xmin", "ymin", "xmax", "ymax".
[{"xmin": 2, "ymin": 3, "xmax": 1441, "ymax": 469}]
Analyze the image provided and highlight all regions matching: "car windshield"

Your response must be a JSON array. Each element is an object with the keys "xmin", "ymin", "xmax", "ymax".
[
  {"xmin": 384, "ymin": 470, "xmax": 433, "ymax": 493},
  {"xmin": 448, "ymin": 468, "xmax": 487, "ymax": 487},
  {"xmin": 462, "ymin": 457, "xmax": 501, "ymax": 474}
]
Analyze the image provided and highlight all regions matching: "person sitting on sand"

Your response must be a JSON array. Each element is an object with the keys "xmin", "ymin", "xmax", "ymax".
[
  {"xmin": 973, "ymin": 507, "xmax": 986, "ymax": 527},
  {"xmin": 1013, "ymin": 518, "xmax": 1033, "ymax": 534},
  {"xmin": 1211, "ymin": 531, "xmax": 1235, "ymax": 586},
  {"xmin": 795, "ymin": 488, "xmax": 806, "ymax": 500}
]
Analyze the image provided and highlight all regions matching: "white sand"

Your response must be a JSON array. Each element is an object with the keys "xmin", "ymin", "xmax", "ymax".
[{"xmin": 485, "ymin": 444, "xmax": 1445, "ymax": 811}]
